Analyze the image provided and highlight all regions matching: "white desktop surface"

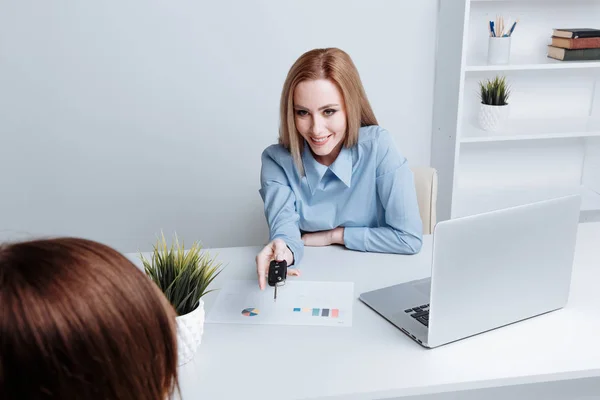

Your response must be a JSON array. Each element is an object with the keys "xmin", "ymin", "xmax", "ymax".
[{"xmin": 131, "ymin": 223, "xmax": 600, "ymax": 400}]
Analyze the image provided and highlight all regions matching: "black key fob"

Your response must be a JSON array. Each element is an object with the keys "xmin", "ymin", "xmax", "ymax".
[{"xmin": 268, "ymin": 259, "xmax": 287, "ymax": 287}]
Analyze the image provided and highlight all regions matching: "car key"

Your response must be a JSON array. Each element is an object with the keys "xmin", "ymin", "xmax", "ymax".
[{"xmin": 268, "ymin": 259, "xmax": 287, "ymax": 302}]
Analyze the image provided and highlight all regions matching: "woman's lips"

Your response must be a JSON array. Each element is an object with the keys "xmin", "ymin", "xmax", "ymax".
[{"xmin": 310, "ymin": 134, "xmax": 332, "ymax": 147}]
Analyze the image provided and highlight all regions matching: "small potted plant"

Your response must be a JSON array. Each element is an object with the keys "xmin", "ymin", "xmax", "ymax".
[
  {"xmin": 140, "ymin": 232, "xmax": 224, "ymax": 366},
  {"xmin": 478, "ymin": 75, "xmax": 511, "ymax": 132}
]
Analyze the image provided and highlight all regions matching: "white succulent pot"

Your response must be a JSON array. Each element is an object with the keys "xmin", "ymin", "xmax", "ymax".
[
  {"xmin": 176, "ymin": 299, "xmax": 205, "ymax": 366},
  {"xmin": 478, "ymin": 103, "xmax": 510, "ymax": 132}
]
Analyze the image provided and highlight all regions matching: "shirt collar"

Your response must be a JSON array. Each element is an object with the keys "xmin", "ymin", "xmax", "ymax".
[{"xmin": 302, "ymin": 142, "xmax": 352, "ymax": 194}]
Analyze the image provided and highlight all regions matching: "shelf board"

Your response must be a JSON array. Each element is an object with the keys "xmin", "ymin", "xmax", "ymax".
[
  {"xmin": 452, "ymin": 185, "xmax": 600, "ymax": 218},
  {"xmin": 465, "ymin": 55, "xmax": 600, "ymax": 72},
  {"xmin": 461, "ymin": 117, "xmax": 600, "ymax": 143},
  {"xmin": 470, "ymin": 0, "xmax": 563, "ymax": 2}
]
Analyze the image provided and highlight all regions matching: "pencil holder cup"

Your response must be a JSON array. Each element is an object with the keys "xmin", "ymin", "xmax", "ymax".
[{"xmin": 487, "ymin": 37, "xmax": 511, "ymax": 64}]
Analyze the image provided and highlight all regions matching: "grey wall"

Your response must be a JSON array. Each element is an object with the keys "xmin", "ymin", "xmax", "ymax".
[{"xmin": 0, "ymin": 0, "xmax": 437, "ymax": 252}]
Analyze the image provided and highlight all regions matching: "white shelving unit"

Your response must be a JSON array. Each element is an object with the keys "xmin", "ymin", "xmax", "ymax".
[{"xmin": 431, "ymin": 0, "xmax": 600, "ymax": 223}]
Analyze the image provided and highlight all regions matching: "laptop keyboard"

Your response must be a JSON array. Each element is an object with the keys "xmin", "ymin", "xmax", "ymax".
[{"xmin": 404, "ymin": 304, "xmax": 429, "ymax": 327}]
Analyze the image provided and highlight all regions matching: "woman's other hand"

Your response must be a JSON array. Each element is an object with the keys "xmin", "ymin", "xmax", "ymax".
[{"xmin": 301, "ymin": 227, "xmax": 344, "ymax": 247}]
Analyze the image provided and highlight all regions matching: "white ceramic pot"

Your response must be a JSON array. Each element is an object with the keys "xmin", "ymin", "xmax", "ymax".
[
  {"xmin": 478, "ymin": 103, "xmax": 509, "ymax": 132},
  {"xmin": 176, "ymin": 299, "xmax": 205, "ymax": 366}
]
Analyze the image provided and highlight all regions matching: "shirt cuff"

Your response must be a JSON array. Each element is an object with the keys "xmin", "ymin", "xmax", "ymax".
[
  {"xmin": 286, "ymin": 245, "xmax": 295, "ymax": 267},
  {"xmin": 272, "ymin": 235, "xmax": 303, "ymax": 266},
  {"xmin": 343, "ymin": 227, "xmax": 368, "ymax": 252}
]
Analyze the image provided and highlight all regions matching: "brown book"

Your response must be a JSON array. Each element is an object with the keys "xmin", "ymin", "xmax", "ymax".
[
  {"xmin": 547, "ymin": 45, "xmax": 600, "ymax": 61},
  {"xmin": 552, "ymin": 28, "xmax": 600, "ymax": 38},
  {"xmin": 551, "ymin": 36, "xmax": 600, "ymax": 49}
]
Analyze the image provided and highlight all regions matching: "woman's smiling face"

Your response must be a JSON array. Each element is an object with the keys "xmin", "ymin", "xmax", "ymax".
[{"xmin": 293, "ymin": 79, "xmax": 347, "ymax": 166}]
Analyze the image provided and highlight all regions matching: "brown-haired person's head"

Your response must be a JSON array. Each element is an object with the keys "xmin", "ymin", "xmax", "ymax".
[
  {"xmin": 279, "ymin": 47, "xmax": 378, "ymax": 175},
  {"xmin": 0, "ymin": 238, "xmax": 179, "ymax": 400}
]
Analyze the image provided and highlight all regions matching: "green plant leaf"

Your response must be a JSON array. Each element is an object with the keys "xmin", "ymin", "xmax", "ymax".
[
  {"xmin": 478, "ymin": 75, "xmax": 510, "ymax": 106},
  {"xmin": 139, "ymin": 231, "xmax": 226, "ymax": 316}
]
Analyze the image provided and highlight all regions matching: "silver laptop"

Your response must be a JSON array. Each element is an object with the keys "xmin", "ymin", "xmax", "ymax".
[{"xmin": 359, "ymin": 195, "xmax": 581, "ymax": 348}]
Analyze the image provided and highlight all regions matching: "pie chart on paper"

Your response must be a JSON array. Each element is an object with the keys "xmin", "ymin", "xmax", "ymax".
[{"xmin": 241, "ymin": 308, "xmax": 260, "ymax": 317}]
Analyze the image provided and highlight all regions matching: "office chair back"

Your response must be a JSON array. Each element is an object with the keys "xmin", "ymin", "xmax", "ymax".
[{"xmin": 411, "ymin": 166, "xmax": 438, "ymax": 235}]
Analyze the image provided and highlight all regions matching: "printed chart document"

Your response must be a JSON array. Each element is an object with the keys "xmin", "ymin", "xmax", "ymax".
[{"xmin": 205, "ymin": 280, "xmax": 354, "ymax": 327}]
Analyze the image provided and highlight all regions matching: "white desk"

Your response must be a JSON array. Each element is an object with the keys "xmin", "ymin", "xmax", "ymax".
[{"xmin": 132, "ymin": 223, "xmax": 600, "ymax": 400}]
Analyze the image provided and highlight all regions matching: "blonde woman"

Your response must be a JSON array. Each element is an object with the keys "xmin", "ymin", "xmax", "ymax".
[{"xmin": 256, "ymin": 48, "xmax": 423, "ymax": 289}]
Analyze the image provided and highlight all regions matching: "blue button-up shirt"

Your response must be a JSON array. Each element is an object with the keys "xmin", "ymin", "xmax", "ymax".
[{"xmin": 259, "ymin": 125, "xmax": 423, "ymax": 266}]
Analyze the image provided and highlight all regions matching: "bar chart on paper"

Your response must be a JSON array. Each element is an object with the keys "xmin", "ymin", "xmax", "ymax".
[{"xmin": 205, "ymin": 280, "xmax": 354, "ymax": 327}]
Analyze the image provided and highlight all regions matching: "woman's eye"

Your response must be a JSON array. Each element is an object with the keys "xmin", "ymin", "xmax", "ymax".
[
  {"xmin": 324, "ymin": 109, "xmax": 337, "ymax": 116},
  {"xmin": 296, "ymin": 110, "xmax": 308, "ymax": 117}
]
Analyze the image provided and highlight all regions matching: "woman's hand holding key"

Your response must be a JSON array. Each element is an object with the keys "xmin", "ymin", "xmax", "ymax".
[{"xmin": 256, "ymin": 238, "xmax": 300, "ymax": 290}]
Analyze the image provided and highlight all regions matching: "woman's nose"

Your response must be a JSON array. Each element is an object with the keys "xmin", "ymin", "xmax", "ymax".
[{"xmin": 311, "ymin": 116, "xmax": 326, "ymax": 135}]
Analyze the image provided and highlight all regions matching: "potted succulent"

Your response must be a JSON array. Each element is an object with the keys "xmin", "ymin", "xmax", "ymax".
[
  {"xmin": 140, "ymin": 232, "xmax": 224, "ymax": 366},
  {"xmin": 478, "ymin": 75, "xmax": 511, "ymax": 132}
]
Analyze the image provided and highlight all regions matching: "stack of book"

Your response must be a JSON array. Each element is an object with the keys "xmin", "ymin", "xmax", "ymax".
[{"xmin": 547, "ymin": 28, "xmax": 600, "ymax": 61}]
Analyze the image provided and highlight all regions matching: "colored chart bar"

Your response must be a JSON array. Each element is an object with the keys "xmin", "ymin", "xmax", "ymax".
[{"xmin": 293, "ymin": 308, "xmax": 340, "ymax": 318}]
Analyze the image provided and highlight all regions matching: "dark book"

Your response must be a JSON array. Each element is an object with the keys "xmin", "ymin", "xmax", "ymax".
[
  {"xmin": 552, "ymin": 28, "xmax": 600, "ymax": 39},
  {"xmin": 551, "ymin": 36, "xmax": 600, "ymax": 49},
  {"xmin": 547, "ymin": 45, "xmax": 600, "ymax": 61}
]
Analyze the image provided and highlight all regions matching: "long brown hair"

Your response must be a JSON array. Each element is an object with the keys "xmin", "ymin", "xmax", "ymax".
[
  {"xmin": 0, "ymin": 238, "xmax": 179, "ymax": 400},
  {"xmin": 279, "ymin": 47, "xmax": 378, "ymax": 175}
]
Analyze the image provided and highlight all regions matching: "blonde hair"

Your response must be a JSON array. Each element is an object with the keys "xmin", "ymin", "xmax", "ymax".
[{"xmin": 279, "ymin": 48, "xmax": 378, "ymax": 175}]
